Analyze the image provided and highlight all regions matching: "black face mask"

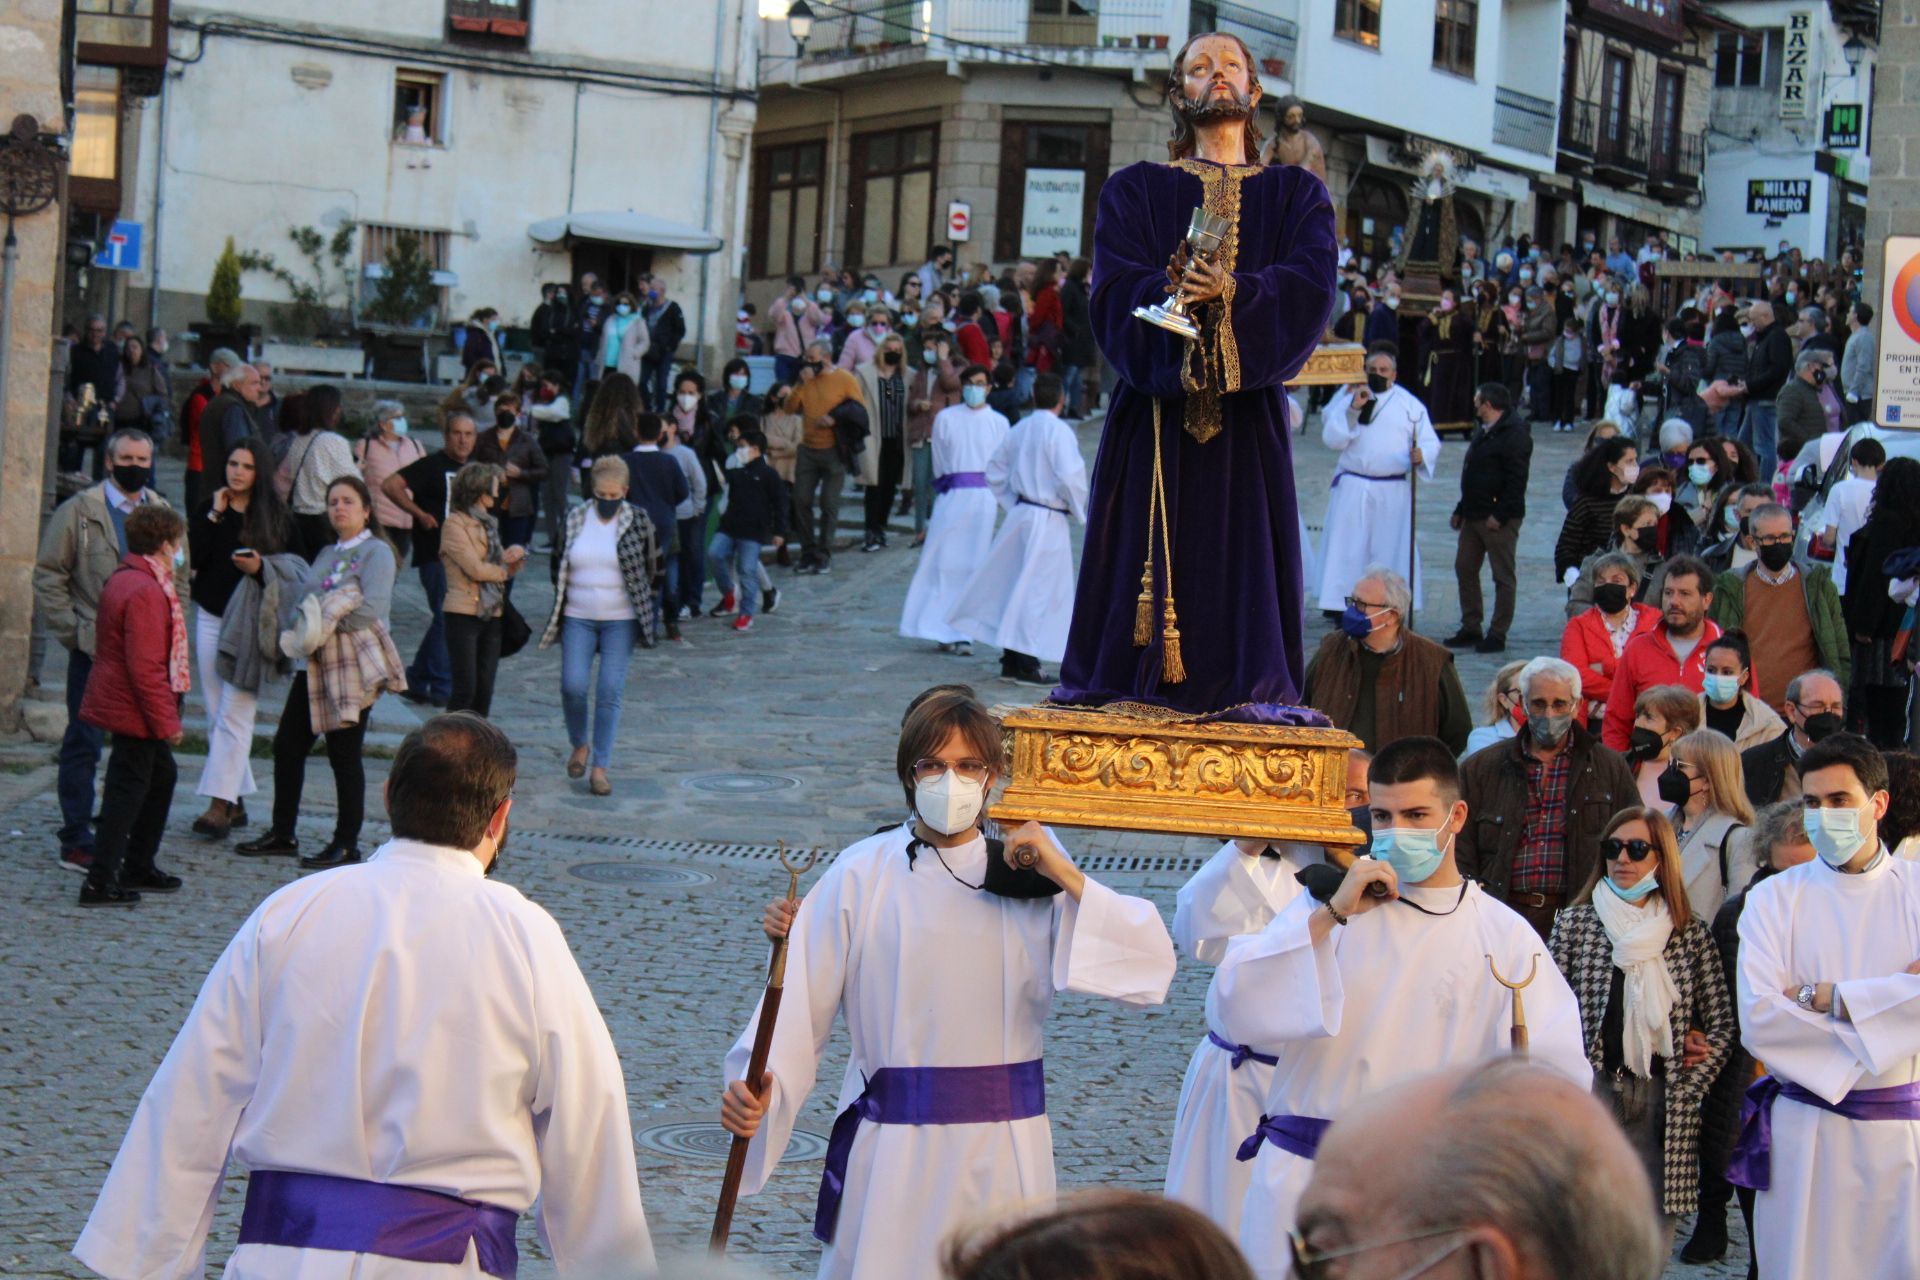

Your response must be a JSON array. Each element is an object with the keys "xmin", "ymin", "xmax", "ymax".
[
  {"xmin": 594, "ymin": 497, "xmax": 623, "ymax": 521},
  {"xmin": 1657, "ymin": 761, "xmax": 1693, "ymax": 806},
  {"xmin": 1623, "ymin": 526, "xmax": 1655, "ymax": 552},
  {"xmin": 110, "ymin": 463, "xmax": 151, "ymax": 494},
  {"xmin": 880, "ymin": 350, "xmax": 900, "ymax": 366},
  {"xmin": 1366, "ymin": 372, "xmax": 1391, "ymax": 394},
  {"xmin": 1757, "ymin": 542, "xmax": 1795, "ymax": 573},
  {"xmin": 1801, "ymin": 711, "xmax": 1843, "ymax": 743},
  {"xmin": 1593, "ymin": 582, "xmax": 1631, "ymax": 614},
  {"xmin": 1627, "ymin": 726, "xmax": 1665, "ymax": 762}
]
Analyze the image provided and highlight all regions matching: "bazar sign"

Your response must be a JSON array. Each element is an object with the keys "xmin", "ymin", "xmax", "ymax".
[{"xmin": 1781, "ymin": 10, "xmax": 1814, "ymax": 119}]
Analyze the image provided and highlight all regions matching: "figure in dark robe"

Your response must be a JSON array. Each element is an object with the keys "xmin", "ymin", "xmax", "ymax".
[
  {"xmin": 1419, "ymin": 289, "xmax": 1477, "ymax": 431},
  {"xmin": 1052, "ymin": 32, "xmax": 1339, "ymax": 720}
]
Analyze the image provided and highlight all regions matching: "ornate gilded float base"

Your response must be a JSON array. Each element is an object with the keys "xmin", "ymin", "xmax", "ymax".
[
  {"xmin": 988, "ymin": 705, "xmax": 1367, "ymax": 846},
  {"xmin": 1286, "ymin": 341, "xmax": 1365, "ymax": 388}
]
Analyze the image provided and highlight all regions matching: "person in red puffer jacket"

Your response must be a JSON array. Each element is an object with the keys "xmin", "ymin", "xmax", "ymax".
[{"xmin": 79, "ymin": 504, "xmax": 190, "ymax": 908}]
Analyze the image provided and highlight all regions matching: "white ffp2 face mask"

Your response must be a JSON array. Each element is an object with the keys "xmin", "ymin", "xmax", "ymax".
[{"xmin": 915, "ymin": 770, "xmax": 985, "ymax": 836}]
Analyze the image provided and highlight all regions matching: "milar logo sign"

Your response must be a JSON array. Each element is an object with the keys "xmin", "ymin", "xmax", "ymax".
[
  {"xmin": 1747, "ymin": 179, "xmax": 1811, "ymax": 216},
  {"xmin": 1824, "ymin": 103, "xmax": 1863, "ymax": 149}
]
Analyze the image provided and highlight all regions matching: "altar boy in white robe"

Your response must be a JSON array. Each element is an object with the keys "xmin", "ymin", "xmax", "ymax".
[
  {"xmin": 1312, "ymin": 345, "xmax": 1440, "ymax": 614},
  {"xmin": 1211, "ymin": 736, "xmax": 1590, "ymax": 1280},
  {"xmin": 1730, "ymin": 732, "xmax": 1920, "ymax": 1280},
  {"xmin": 947, "ymin": 372, "xmax": 1088, "ymax": 686},
  {"xmin": 719, "ymin": 689, "xmax": 1176, "ymax": 1280},
  {"xmin": 900, "ymin": 365, "xmax": 1011, "ymax": 656},
  {"xmin": 74, "ymin": 714, "xmax": 653, "ymax": 1280},
  {"xmin": 1162, "ymin": 750, "xmax": 1370, "ymax": 1237}
]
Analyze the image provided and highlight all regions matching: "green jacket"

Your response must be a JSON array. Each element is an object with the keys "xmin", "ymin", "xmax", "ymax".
[{"xmin": 1708, "ymin": 562, "xmax": 1850, "ymax": 688}]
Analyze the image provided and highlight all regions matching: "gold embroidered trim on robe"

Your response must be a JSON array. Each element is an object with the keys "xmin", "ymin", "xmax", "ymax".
[{"xmin": 1169, "ymin": 158, "xmax": 1254, "ymax": 444}]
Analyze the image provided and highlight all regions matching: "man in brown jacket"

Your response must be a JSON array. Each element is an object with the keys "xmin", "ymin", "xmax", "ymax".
[
  {"xmin": 1303, "ymin": 566, "xmax": 1472, "ymax": 755},
  {"xmin": 1456, "ymin": 655, "xmax": 1639, "ymax": 939}
]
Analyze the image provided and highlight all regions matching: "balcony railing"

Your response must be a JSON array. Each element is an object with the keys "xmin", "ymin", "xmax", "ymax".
[
  {"xmin": 802, "ymin": 0, "xmax": 1188, "ymax": 57},
  {"xmin": 1492, "ymin": 85, "xmax": 1556, "ymax": 156},
  {"xmin": 447, "ymin": 0, "xmax": 529, "ymax": 40},
  {"xmin": 1648, "ymin": 132, "xmax": 1704, "ymax": 188},
  {"xmin": 1191, "ymin": 0, "xmax": 1300, "ymax": 82},
  {"xmin": 1560, "ymin": 97, "xmax": 1598, "ymax": 156},
  {"xmin": 1594, "ymin": 119, "xmax": 1649, "ymax": 175}
]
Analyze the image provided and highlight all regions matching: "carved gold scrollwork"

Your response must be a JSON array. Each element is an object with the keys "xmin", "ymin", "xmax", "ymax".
[{"xmin": 1038, "ymin": 734, "xmax": 1317, "ymax": 802}]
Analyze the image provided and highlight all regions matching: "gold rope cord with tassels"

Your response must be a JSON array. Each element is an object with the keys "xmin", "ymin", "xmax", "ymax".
[{"xmin": 1132, "ymin": 399, "xmax": 1185, "ymax": 683}]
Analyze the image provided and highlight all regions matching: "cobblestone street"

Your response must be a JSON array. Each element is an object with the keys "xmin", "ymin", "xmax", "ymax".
[{"xmin": 1, "ymin": 409, "xmax": 1746, "ymax": 1277}]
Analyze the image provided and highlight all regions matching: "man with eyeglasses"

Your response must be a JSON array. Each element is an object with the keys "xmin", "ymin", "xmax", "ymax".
[
  {"xmin": 1302, "ymin": 567, "xmax": 1471, "ymax": 756},
  {"xmin": 1706, "ymin": 504, "xmax": 1849, "ymax": 717},
  {"xmin": 1741, "ymin": 668, "xmax": 1846, "ymax": 808},
  {"xmin": 1289, "ymin": 1060, "xmax": 1666, "ymax": 1280},
  {"xmin": 1161, "ymin": 751, "xmax": 1369, "ymax": 1235},
  {"xmin": 1730, "ymin": 732, "xmax": 1920, "ymax": 1278},
  {"xmin": 1213, "ymin": 737, "xmax": 1589, "ymax": 1277}
]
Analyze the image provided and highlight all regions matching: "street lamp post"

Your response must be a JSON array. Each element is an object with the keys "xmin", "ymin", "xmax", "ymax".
[{"xmin": 787, "ymin": 0, "xmax": 815, "ymax": 54}]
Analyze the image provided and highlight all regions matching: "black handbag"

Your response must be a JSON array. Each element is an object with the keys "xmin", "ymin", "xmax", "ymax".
[{"xmin": 500, "ymin": 600, "xmax": 532, "ymax": 657}]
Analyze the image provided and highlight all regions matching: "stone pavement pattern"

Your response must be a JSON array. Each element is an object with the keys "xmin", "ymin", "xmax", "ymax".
[{"xmin": 1, "ymin": 410, "xmax": 1746, "ymax": 1277}]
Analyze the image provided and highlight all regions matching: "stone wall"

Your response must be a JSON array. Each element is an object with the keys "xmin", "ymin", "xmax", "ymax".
[
  {"xmin": 0, "ymin": 0, "xmax": 66, "ymax": 732},
  {"xmin": 1863, "ymin": 0, "xmax": 1920, "ymax": 311}
]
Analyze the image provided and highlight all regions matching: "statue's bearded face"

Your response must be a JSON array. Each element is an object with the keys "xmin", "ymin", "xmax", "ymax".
[
  {"xmin": 1282, "ymin": 106, "xmax": 1304, "ymax": 133},
  {"xmin": 1176, "ymin": 36, "xmax": 1259, "ymax": 124}
]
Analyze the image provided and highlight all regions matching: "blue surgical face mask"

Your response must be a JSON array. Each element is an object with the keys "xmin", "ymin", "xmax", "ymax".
[
  {"xmin": 615, "ymin": 303, "xmax": 633, "ymax": 316},
  {"xmin": 1688, "ymin": 462, "xmax": 1713, "ymax": 487},
  {"xmin": 1702, "ymin": 673, "xmax": 1742, "ymax": 705},
  {"xmin": 391, "ymin": 416, "xmax": 410, "ymax": 436},
  {"xmin": 1369, "ymin": 811, "xmax": 1458, "ymax": 885},
  {"xmin": 171, "ymin": 546, "xmax": 186, "ymax": 568},
  {"xmin": 1804, "ymin": 805, "xmax": 1871, "ymax": 867},
  {"xmin": 728, "ymin": 373, "xmax": 749, "ymax": 391},
  {"xmin": 962, "ymin": 385, "xmax": 988, "ymax": 408},
  {"xmin": 1340, "ymin": 604, "xmax": 1383, "ymax": 640},
  {"xmin": 1604, "ymin": 870, "xmax": 1662, "ymax": 902}
]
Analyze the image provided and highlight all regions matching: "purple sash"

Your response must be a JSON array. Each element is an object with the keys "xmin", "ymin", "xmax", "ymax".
[
  {"xmin": 933, "ymin": 471, "xmax": 989, "ymax": 495},
  {"xmin": 1207, "ymin": 1029, "xmax": 1279, "ymax": 1071},
  {"xmin": 1726, "ymin": 1074, "xmax": 1920, "ymax": 1191},
  {"xmin": 239, "ymin": 1170, "xmax": 519, "ymax": 1279},
  {"xmin": 815, "ymin": 1060, "xmax": 1046, "ymax": 1244},
  {"xmin": 1235, "ymin": 1113, "xmax": 1332, "ymax": 1163}
]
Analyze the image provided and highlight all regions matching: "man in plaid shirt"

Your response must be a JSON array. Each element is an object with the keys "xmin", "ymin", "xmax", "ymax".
[{"xmin": 1457, "ymin": 656, "xmax": 1640, "ymax": 939}]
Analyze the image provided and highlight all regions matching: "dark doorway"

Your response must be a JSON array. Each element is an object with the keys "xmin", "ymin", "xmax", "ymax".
[{"xmin": 570, "ymin": 243, "xmax": 654, "ymax": 299}]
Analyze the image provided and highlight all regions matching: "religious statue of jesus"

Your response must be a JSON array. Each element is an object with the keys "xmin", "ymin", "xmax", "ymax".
[{"xmin": 1051, "ymin": 31, "xmax": 1338, "ymax": 721}]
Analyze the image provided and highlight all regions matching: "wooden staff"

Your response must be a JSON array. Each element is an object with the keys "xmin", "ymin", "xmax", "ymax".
[
  {"xmin": 710, "ymin": 841, "xmax": 818, "ymax": 1254},
  {"xmin": 1488, "ymin": 954, "xmax": 1539, "ymax": 1054}
]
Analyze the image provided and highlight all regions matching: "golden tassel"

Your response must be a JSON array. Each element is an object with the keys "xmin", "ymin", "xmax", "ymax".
[
  {"xmin": 1134, "ymin": 563, "xmax": 1155, "ymax": 646},
  {"xmin": 1160, "ymin": 599, "xmax": 1187, "ymax": 684}
]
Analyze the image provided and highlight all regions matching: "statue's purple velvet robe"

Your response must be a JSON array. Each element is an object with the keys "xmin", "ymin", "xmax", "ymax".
[{"xmin": 1053, "ymin": 159, "xmax": 1338, "ymax": 718}]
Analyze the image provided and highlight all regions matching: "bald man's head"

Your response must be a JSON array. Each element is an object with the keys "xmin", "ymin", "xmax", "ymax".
[
  {"xmin": 1748, "ymin": 300, "xmax": 1775, "ymax": 329},
  {"xmin": 1296, "ymin": 1060, "xmax": 1664, "ymax": 1280}
]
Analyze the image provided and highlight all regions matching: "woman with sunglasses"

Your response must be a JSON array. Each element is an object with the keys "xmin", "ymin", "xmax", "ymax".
[
  {"xmin": 1548, "ymin": 807, "xmax": 1734, "ymax": 1255},
  {"xmin": 717, "ymin": 689, "xmax": 1175, "ymax": 1280}
]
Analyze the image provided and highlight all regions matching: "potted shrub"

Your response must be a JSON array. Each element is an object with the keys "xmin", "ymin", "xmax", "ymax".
[{"xmin": 198, "ymin": 237, "xmax": 250, "ymax": 362}]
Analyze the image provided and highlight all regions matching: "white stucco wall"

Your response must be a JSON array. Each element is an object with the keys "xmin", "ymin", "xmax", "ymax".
[{"xmin": 131, "ymin": 3, "xmax": 754, "ymax": 370}]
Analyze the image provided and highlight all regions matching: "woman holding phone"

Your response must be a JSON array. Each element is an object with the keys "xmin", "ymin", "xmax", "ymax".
[{"xmin": 186, "ymin": 436, "xmax": 294, "ymax": 840}]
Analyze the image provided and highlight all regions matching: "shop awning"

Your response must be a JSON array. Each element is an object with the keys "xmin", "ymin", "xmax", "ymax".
[
  {"xmin": 1580, "ymin": 183, "xmax": 1689, "ymax": 235},
  {"xmin": 528, "ymin": 210, "xmax": 723, "ymax": 254}
]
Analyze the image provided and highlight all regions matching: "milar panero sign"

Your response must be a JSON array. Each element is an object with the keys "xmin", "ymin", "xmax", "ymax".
[{"xmin": 1748, "ymin": 179, "xmax": 1812, "ymax": 216}]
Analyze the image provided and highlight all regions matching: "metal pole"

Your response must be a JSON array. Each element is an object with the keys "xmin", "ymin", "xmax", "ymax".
[
  {"xmin": 0, "ymin": 216, "xmax": 18, "ymax": 465},
  {"xmin": 693, "ymin": 0, "xmax": 726, "ymax": 378}
]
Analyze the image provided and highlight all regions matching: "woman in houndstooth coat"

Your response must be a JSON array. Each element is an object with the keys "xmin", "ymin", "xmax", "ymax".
[{"xmin": 1549, "ymin": 805, "xmax": 1735, "ymax": 1233}]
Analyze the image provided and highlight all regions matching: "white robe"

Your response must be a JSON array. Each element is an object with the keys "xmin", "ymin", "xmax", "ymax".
[
  {"xmin": 724, "ymin": 825, "xmax": 1176, "ymax": 1280},
  {"xmin": 1312, "ymin": 385, "xmax": 1440, "ymax": 612},
  {"xmin": 73, "ymin": 840, "xmax": 653, "ymax": 1280},
  {"xmin": 1211, "ymin": 880, "xmax": 1590, "ymax": 1279},
  {"xmin": 900, "ymin": 404, "xmax": 1011, "ymax": 644},
  {"xmin": 945, "ymin": 408, "xmax": 1089, "ymax": 663},
  {"xmin": 1737, "ymin": 856, "xmax": 1920, "ymax": 1280},
  {"xmin": 1164, "ymin": 842, "xmax": 1322, "ymax": 1238}
]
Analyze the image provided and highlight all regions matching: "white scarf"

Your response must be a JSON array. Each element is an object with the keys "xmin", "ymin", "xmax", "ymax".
[{"xmin": 1590, "ymin": 881, "xmax": 1679, "ymax": 1077}]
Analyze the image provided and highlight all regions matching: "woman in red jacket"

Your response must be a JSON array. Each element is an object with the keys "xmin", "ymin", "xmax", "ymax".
[
  {"xmin": 1560, "ymin": 550, "xmax": 1661, "ymax": 731},
  {"xmin": 78, "ymin": 504, "xmax": 190, "ymax": 907},
  {"xmin": 1026, "ymin": 259, "xmax": 1064, "ymax": 377}
]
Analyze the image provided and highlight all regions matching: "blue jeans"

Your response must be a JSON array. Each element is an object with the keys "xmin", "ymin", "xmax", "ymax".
[
  {"xmin": 1062, "ymin": 364, "xmax": 1086, "ymax": 418},
  {"xmin": 1743, "ymin": 402, "xmax": 1779, "ymax": 482},
  {"xmin": 774, "ymin": 354, "xmax": 800, "ymax": 386},
  {"xmin": 407, "ymin": 560, "xmax": 452, "ymax": 700},
  {"xmin": 708, "ymin": 532, "xmax": 763, "ymax": 617},
  {"xmin": 1013, "ymin": 365, "xmax": 1036, "ymax": 409},
  {"xmin": 642, "ymin": 359, "xmax": 671, "ymax": 413},
  {"xmin": 58, "ymin": 648, "xmax": 104, "ymax": 851},
  {"xmin": 671, "ymin": 515, "xmax": 706, "ymax": 614},
  {"xmin": 1712, "ymin": 402, "xmax": 1745, "ymax": 441},
  {"xmin": 561, "ymin": 617, "xmax": 637, "ymax": 769},
  {"xmin": 911, "ymin": 443, "xmax": 935, "ymax": 533}
]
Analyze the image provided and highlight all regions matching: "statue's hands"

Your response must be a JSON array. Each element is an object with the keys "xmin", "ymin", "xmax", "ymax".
[
  {"xmin": 1164, "ymin": 248, "xmax": 1190, "ymax": 296},
  {"xmin": 1179, "ymin": 254, "xmax": 1228, "ymax": 306}
]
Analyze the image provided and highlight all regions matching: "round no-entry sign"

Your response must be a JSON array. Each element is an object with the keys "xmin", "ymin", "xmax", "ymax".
[{"xmin": 948, "ymin": 201, "xmax": 971, "ymax": 241}]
